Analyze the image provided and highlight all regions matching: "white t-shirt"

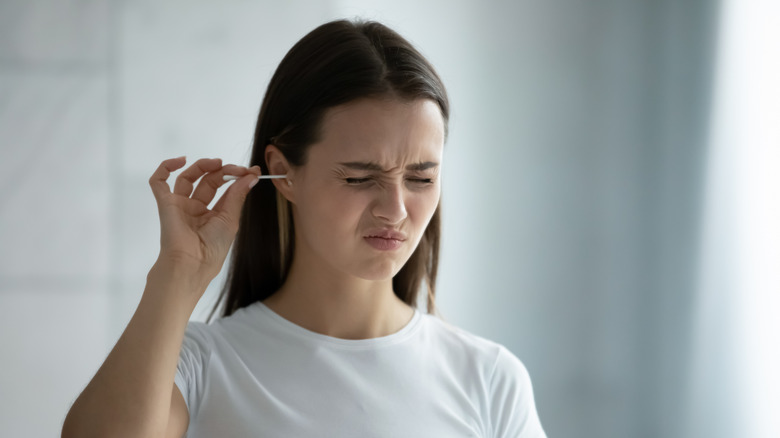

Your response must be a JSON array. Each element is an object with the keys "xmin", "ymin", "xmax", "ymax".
[{"xmin": 175, "ymin": 301, "xmax": 546, "ymax": 438}]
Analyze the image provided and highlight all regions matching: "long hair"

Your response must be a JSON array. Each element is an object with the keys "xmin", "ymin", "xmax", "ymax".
[{"xmin": 210, "ymin": 19, "xmax": 450, "ymax": 320}]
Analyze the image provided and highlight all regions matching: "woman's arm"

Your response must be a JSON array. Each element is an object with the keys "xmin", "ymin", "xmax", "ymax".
[
  {"xmin": 62, "ymin": 157, "xmax": 260, "ymax": 438},
  {"xmin": 61, "ymin": 263, "xmax": 202, "ymax": 438}
]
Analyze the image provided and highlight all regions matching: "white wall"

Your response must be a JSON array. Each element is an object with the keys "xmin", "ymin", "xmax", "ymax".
[{"xmin": 0, "ymin": 1, "xmax": 717, "ymax": 437}]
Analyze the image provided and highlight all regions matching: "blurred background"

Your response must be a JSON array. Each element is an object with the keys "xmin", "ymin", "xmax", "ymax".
[{"xmin": 1, "ymin": 0, "xmax": 778, "ymax": 437}]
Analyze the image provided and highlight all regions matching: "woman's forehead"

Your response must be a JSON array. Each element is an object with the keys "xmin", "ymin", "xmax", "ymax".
[{"xmin": 315, "ymin": 98, "xmax": 444, "ymax": 163}]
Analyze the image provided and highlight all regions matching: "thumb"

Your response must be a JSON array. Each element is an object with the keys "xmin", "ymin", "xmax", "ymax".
[{"xmin": 213, "ymin": 173, "xmax": 259, "ymax": 229}]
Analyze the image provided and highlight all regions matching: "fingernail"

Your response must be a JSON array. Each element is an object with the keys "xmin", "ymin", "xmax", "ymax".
[{"xmin": 248, "ymin": 178, "xmax": 259, "ymax": 189}]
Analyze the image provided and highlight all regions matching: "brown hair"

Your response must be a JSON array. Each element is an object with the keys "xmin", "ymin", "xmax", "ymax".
[{"xmin": 210, "ymin": 19, "xmax": 449, "ymax": 320}]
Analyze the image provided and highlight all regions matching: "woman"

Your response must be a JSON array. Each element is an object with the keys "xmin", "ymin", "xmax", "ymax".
[{"xmin": 63, "ymin": 19, "xmax": 546, "ymax": 437}]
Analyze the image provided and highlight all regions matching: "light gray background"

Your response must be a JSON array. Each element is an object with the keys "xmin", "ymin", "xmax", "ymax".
[{"xmin": 0, "ymin": 1, "xmax": 720, "ymax": 437}]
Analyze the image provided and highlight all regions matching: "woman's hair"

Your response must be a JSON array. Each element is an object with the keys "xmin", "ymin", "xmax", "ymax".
[{"xmin": 210, "ymin": 19, "xmax": 450, "ymax": 320}]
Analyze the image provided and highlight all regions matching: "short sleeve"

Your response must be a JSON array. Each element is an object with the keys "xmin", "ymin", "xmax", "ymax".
[
  {"xmin": 488, "ymin": 346, "xmax": 547, "ymax": 438},
  {"xmin": 174, "ymin": 322, "xmax": 213, "ymax": 422}
]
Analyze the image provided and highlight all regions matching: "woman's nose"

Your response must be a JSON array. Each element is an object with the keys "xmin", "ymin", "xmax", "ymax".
[{"xmin": 371, "ymin": 184, "xmax": 408, "ymax": 224}]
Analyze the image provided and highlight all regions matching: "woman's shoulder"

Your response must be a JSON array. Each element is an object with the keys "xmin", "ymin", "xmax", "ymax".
[
  {"xmin": 419, "ymin": 313, "xmax": 545, "ymax": 436},
  {"xmin": 181, "ymin": 302, "xmax": 265, "ymax": 345},
  {"xmin": 421, "ymin": 312, "xmax": 501, "ymax": 349},
  {"xmin": 419, "ymin": 312, "xmax": 529, "ymax": 375}
]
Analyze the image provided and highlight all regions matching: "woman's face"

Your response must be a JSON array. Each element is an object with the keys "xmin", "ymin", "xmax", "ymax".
[{"xmin": 287, "ymin": 97, "xmax": 444, "ymax": 282}]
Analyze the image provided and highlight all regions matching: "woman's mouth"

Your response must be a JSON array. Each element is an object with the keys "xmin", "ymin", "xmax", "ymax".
[{"xmin": 363, "ymin": 229, "xmax": 406, "ymax": 251}]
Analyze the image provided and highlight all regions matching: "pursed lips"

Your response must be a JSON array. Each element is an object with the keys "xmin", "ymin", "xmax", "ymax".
[
  {"xmin": 363, "ymin": 229, "xmax": 406, "ymax": 250},
  {"xmin": 364, "ymin": 229, "xmax": 406, "ymax": 241}
]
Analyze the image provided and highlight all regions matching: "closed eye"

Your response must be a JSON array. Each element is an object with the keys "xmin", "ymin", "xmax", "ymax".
[
  {"xmin": 345, "ymin": 177, "xmax": 435, "ymax": 186},
  {"xmin": 407, "ymin": 178, "xmax": 434, "ymax": 184}
]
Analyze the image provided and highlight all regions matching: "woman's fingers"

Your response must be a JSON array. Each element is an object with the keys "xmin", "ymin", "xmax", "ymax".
[
  {"xmin": 149, "ymin": 156, "xmax": 187, "ymax": 203},
  {"xmin": 173, "ymin": 158, "xmax": 222, "ymax": 197},
  {"xmin": 150, "ymin": 158, "xmax": 261, "ymax": 268},
  {"xmin": 212, "ymin": 167, "xmax": 262, "ymax": 222},
  {"xmin": 151, "ymin": 158, "xmax": 260, "ymax": 224},
  {"xmin": 190, "ymin": 164, "xmax": 244, "ymax": 206}
]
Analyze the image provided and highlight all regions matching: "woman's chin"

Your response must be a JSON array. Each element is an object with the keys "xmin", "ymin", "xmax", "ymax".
[{"xmin": 352, "ymin": 261, "xmax": 405, "ymax": 282}]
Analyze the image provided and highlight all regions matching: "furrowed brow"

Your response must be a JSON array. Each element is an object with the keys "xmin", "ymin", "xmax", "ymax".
[
  {"xmin": 338, "ymin": 162, "xmax": 385, "ymax": 172},
  {"xmin": 406, "ymin": 161, "xmax": 439, "ymax": 172},
  {"xmin": 338, "ymin": 161, "xmax": 439, "ymax": 172}
]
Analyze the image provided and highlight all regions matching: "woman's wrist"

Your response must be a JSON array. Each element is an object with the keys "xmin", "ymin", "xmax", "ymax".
[{"xmin": 145, "ymin": 258, "xmax": 213, "ymax": 310}]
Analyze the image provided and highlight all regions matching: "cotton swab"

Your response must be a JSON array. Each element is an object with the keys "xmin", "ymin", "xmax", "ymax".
[{"xmin": 222, "ymin": 174, "xmax": 287, "ymax": 181}]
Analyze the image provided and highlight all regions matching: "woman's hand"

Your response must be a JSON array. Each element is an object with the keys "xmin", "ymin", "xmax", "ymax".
[
  {"xmin": 148, "ymin": 157, "xmax": 261, "ymax": 291},
  {"xmin": 62, "ymin": 156, "xmax": 259, "ymax": 438}
]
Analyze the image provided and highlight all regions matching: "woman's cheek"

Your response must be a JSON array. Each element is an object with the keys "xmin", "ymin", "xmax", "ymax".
[
  {"xmin": 413, "ymin": 189, "xmax": 440, "ymax": 219},
  {"xmin": 325, "ymin": 190, "xmax": 368, "ymax": 223}
]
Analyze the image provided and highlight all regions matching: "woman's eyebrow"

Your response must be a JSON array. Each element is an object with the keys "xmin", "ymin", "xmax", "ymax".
[
  {"xmin": 338, "ymin": 161, "xmax": 439, "ymax": 172},
  {"xmin": 406, "ymin": 161, "xmax": 439, "ymax": 172}
]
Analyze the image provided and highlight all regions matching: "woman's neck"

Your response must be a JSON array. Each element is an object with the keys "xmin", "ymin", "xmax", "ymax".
[{"xmin": 261, "ymin": 252, "xmax": 414, "ymax": 340}]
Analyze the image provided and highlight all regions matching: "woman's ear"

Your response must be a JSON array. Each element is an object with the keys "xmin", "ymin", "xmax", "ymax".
[{"xmin": 265, "ymin": 144, "xmax": 295, "ymax": 203}]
